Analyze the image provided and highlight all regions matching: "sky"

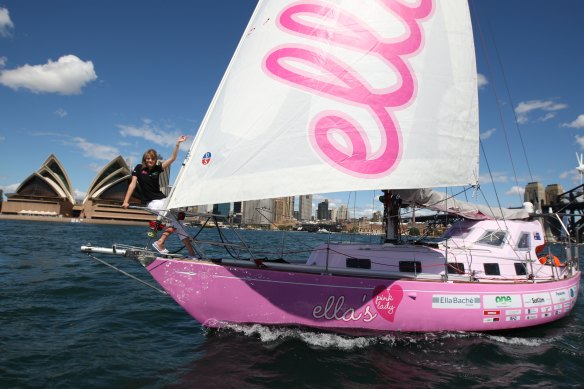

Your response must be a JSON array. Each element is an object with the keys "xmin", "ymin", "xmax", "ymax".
[{"xmin": 1, "ymin": 0, "xmax": 583, "ymax": 219}]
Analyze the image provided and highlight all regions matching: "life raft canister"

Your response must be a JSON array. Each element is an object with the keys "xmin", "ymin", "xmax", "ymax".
[
  {"xmin": 538, "ymin": 254, "xmax": 561, "ymax": 267},
  {"xmin": 535, "ymin": 243, "xmax": 562, "ymax": 266}
]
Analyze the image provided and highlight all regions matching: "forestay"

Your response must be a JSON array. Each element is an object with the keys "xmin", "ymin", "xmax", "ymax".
[{"xmin": 168, "ymin": 0, "xmax": 478, "ymax": 209}]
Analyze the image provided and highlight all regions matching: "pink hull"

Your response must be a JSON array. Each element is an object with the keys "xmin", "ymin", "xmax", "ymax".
[{"xmin": 147, "ymin": 258, "xmax": 580, "ymax": 333}]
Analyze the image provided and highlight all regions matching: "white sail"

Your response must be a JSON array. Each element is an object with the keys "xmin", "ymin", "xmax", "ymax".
[{"xmin": 168, "ymin": 0, "xmax": 478, "ymax": 209}]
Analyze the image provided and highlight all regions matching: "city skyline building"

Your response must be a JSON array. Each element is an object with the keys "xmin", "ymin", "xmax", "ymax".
[
  {"xmin": 213, "ymin": 203, "xmax": 230, "ymax": 217},
  {"xmin": 317, "ymin": 199, "xmax": 329, "ymax": 220},
  {"xmin": 242, "ymin": 198, "xmax": 273, "ymax": 226},
  {"xmin": 337, "ymin": 204, "xmax": 349, "ymax": 221},
  {"xmin": 298, "ymin": 194, "xmax": 313, "ymax": 221}
]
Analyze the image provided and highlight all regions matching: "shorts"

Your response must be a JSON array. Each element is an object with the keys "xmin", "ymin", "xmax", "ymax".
[{"xmin": 146, "ymin": 199, "xmax": 189, "ymax": 241}]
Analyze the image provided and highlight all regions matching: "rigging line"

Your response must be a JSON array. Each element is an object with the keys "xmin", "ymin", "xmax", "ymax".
[
  {"xmin": 87, "ymin": 253, "xmax": 167, "ymax": 295},
  {"xmin": 479, "ymin": 139, "xmax": 506, "ymax": 214},
  {"xmin": 487, "ymin": 18, "xmax": 534, "ymax": 183},
  {"xmin": 470, "ymin": 0, "xmax": 523, "ymax": 205}
]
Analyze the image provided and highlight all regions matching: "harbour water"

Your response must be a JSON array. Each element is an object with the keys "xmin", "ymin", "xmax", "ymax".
[{"xmin": 1, "ymin": 219, "xmax": 583, "ymax": 388}]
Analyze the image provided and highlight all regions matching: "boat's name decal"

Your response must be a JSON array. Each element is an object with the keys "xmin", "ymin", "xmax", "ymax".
[{"xmin": 312, "ymin": 294, "xmax": 377, "ymax": 323}]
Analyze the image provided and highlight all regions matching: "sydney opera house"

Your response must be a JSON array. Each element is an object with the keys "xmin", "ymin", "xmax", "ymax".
[{"xmin": 0, "ymin": 154, "xmax": 166, "ymax": 224}]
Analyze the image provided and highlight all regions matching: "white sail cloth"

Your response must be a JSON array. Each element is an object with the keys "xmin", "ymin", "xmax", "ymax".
[
  {"xmin": 394, "ymin": 189, "xmax": 531, "ymax": 220},
  {"xmin": 168, "ymin": 0, "xmax": 478, "ymax": 209}
]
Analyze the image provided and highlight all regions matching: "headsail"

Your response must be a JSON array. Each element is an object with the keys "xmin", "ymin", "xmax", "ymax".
[{"xmin": 168, "ymin": 0, "xmax": 478, "ymax": 209}]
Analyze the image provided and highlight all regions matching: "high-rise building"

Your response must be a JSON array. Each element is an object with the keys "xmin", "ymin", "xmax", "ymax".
[
  {"xmin": 329, "ymin": 207, "xmax": 337, "ymax": 222},
  {"xmin": 213, "ymin": 203, "xmax": 230, "ymax": 216},
  {"xmin": 337, "ymin": 204, "xmax": 349, "ymax": 221},
  {"xmin": 298, "ymin": 194, "xmax": 313, "ymax": 221},
  {"xmin": 273, "ymin": 198, "xmax": 287, "ymax": 224},
  {"xmin": 242, "ymin": 198, "xmax": 274, "ymax": 225},
  {"xmin": 317, "ymin": 199, "xmax": 329, "ymax": 220}
]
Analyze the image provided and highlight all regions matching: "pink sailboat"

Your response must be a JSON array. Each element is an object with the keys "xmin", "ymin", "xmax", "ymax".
[{"xmin": 83, "ymin": 0, "xmax": 580, "ymax": 334}]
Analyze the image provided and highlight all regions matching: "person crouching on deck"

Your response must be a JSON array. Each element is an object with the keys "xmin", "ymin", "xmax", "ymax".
[{"xmin": 122, "ymin": 135, "xmax": 195, "ymax": 257}]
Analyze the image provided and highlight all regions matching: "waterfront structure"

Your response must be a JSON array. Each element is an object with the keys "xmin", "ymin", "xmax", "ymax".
[
  {"xmin": 80, "ymin": 156, "xmax": 151, "ymax": 222},
  {"xmin": 545, "ymin": 184, "xmax": 564, "ymax": 205},
  {"xmin": 524, "ymin": 181, "xmax": 545, "ymax": 212},
  {"xmin": 1, "ymin": 155, "xmax": 75, "ymax": 218}
]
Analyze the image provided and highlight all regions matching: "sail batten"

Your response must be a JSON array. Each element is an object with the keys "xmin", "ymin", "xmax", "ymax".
[{"xmin": 168, "ymin": 0, "xmax": 478, "ymax": 209}]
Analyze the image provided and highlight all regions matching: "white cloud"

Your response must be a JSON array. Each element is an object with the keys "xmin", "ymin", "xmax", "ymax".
[
  {"xmin": 514, "ymin": 99, "xmax": 567, "ymax": 124},
  {"xmin": 0, "ymin": 7, "xmax": 14, "ymax": 37},
  {"xmin": 562, "ymin": 114, "xmax": 584, "ymax": 129},
  {"xmin": 0, "ymin": 182, "xmax": 20, "ymax": 195},
  {"xmin": 477, "ymin": 73, "xmax": 488, "ymax": 89},
  {"xmin": 537, "ymin": 112, "xmax": 556, "ymax": 122},
  {"xmin": 118, "ymin": 119, "xmax": 190, "ymax": 150},
  {"xmin": 479, "ymin": 171, "xmax": 511, "ymax": 184},
  {"xmin": 505, "ymin": 186, "xmax": 525, "ymax": 196},
  {"xmin": 0, "ymin": 55, "xmax": 97, "ymax": 94},
  {"xmin": 560, "ymin": 169, "xmax": 583, "ymax": 185},
  {"xmin": 480, "ymin": 127, "xmax": 496, "ymax": 140},
  {"xmin": 73, "ymin": 189, "xmax": 86, "ymax": 201},
  {"xmin": 54, "ymin": 108, "xmax": 68, "ymax": 118},
  {"xmin": 0, "ymin": 56, "xmax": 6, "ymax": 67},
  {"xmin": 0, "ymin": 134, "xmax": 5, "ymax": 141},
  {"xmin": 71, "ymin": 136, "xmax": 120, "ymax": 161},
  {"xmin": 576, "ymin": 135, "xmax": 584, "ymax": 149}
]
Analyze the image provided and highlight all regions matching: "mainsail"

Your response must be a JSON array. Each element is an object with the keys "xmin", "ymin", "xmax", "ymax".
[{"xmin": 168, "ymin": 0, "xmax": 478, "ymax": 209}]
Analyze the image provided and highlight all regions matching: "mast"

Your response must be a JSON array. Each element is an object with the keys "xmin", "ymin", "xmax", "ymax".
[{"xmin": 381, "ymin": 190, "xmax": 401, "ymax": 244}]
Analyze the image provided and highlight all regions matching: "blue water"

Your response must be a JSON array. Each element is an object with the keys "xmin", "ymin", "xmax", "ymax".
[{"xmin": 1, "ymin": 219, "xmax": 583, "ymax": 388}]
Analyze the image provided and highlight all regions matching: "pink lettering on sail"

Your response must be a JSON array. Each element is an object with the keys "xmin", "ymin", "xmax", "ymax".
[
  {"xmin": 264, "ymin": 0, "xmax": 433, "ymax": 176},
  {"xmin": 373, "ymin": 284, "xmax": 404, "ymax": 322}
]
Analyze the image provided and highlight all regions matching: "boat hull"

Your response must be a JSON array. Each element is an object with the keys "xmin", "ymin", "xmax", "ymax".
[{"xmin": 147, "ymin": 258, "xmax": 580, "ymax": 334}]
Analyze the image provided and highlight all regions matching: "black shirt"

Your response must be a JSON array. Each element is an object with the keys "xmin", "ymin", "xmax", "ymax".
[{"xmin": 132, "ymin": 163, "xmax": 166, "ymax": 203}]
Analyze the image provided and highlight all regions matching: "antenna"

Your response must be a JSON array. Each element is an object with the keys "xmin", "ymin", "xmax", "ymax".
[{"xmin": 576, "ymin": 152, "xmax": 584, "ymax": 184}]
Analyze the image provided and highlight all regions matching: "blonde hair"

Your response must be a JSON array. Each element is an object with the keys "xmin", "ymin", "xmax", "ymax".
[{"xmin": 142, "ymin": 149, "xmax": 158, "ymax": 166}]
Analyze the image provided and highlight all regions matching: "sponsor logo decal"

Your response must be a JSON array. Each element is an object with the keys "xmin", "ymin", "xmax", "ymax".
[
  {"xmin": 483, "ymin": 317, "xmax": 499, "ymax": 323},
  {"xmin": 484, "ymin": 294, "xmax": 522, "ymax": 309},
  {"xmin": 525, "ymin": 308, "xmax": 539, "ymax": 314},
  {"xmin": 506, "ymin": 309, "xmax": 521, "ymax": 316},
  {"xmin": 551, "ymin": 289, "xmax": 569, "ymax": 304},
  {"xmin": 201, "ymin": 151, "xmax": 212, "ymax": 165},
  {"xmin": 432, "ymin": 295, "xmax": 481, "ymax": 309},
  {"xmin": 525, "ymin": 314, "xmax": 538, "ymax": 320},
  {"xmin": 506, "ymin": 315, "xmax": 521, "ymax": 321},
  {"xmin": 523, "ymin": 292, "xmax": 551, "ymax": 307},
  {"xmin": 483, "ymin": 310, "xmax": 500, "ymax": 316}
]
